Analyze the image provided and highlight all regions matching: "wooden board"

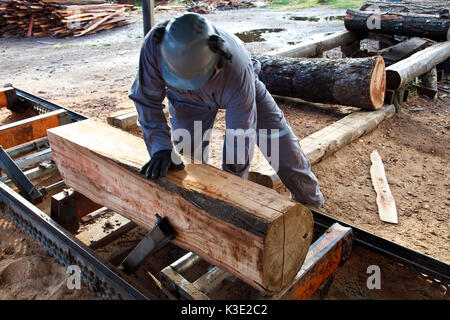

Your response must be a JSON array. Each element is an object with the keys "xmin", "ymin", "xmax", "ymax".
[
  {"xmin": 0, "ymin": 109, "xmax": 71, "ymax": 149},
  {"xmin": 47, "ymin": 119, "xmax": 314, "ymax": 293},
  {"xmin": 0, "ymin": 87, "xmax": 17, "ymax": 109},
  {"xmin": 77, "ymin": 212, "xmax": 137, "ymax": 249},
  {"xmin": 370, "ymin": 150, "xmax": 398, "ymax": 224}
]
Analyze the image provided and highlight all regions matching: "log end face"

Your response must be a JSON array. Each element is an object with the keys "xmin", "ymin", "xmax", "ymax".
[
  {"xmin": 281, "ymin": 203, "xmax": 313, "ymax": 288},
  {"xmin": 369, "ymin": 56, "xmax": 386, "ymax": 110},
  {"xmin": 262, "ymin": 202, "xmax": 313, "ymax": 292},
  {"xmin": 386, "ymin": 69, "xmax": 402, "ymax": 91}
]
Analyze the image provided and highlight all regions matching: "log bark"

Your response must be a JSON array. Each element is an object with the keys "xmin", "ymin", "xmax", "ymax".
[
  {"xmin": 255, "ymin": 55, "xmax": 386, "ymax": 110},
  {"xmin": 386, "ymin": 41, "xmax": 450, "ymax": 90},
  {"xmin": 360, "ymin": 1, "xmax": 450, "ymax": 16},
  {"xmin": 345, "ymin": 9, "xmax": 450, "ymax": 41},
  {"xmin": 47, "ymin": 119, "xmax": 314, "ymax": 293},
  {"xmin": 269, "ymin": 30, "xmax": 361, "ymax": 58}
]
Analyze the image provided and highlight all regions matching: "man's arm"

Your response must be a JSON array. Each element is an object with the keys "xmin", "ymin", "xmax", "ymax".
[
  {"xmin": 129, "ymin": 28, "xmax": 172, "ymax": 157},
  {"xmin": 222, "ymin": 60, "xmax": 257, "ymax": 178}
]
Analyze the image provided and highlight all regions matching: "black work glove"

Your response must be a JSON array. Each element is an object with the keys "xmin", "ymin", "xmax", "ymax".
[{"xmin": 140, "ymin": 149, "xmax": 184, "ymax": 180}]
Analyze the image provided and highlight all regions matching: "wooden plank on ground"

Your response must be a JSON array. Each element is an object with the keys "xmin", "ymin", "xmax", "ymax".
[
  {"xmin": 370, "ymin": 150, "xmax": 398, "ymax": 224},
  {"xmin": 0, "ymin": 109, "xmax": 71, "ymax": 149},
  {"xmin": 107, "ymin": 109, "xmax": 138, "ymax": 130},
  {"xmin": 47, "ymin": 119, "xmax": 314, "ymax": 293},
  {"xmin": 249, "ymin": 105, "xmax": 396, "ymax": 192}
]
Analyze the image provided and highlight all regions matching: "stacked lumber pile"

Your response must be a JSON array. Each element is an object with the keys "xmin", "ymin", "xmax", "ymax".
[
  {"xmin": 187, "ymin": 0, "xmax": 255, "ymax": 14},
  {"xmin": 0, "ymin": 0, "xmax": 136, "ymax": 38}
]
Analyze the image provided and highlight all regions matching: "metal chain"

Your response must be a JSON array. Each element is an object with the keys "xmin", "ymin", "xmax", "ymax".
[{"xmin": 2, "ymin": 207, "xmax": 122, "ymax": 300}]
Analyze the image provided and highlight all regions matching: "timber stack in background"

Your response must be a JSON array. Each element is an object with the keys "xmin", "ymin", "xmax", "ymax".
[
  {"xmin": 345, "ymin": 0, "xmax": 450, "ymax": 41},
  {"xmin": 0, "ymin": 0, "xmax": 136, "ymax": 38}
]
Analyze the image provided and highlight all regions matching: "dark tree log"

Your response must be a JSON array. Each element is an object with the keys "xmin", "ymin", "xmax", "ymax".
[
  {"xmin": 345, "ymin": 9, "xmax": 450, "ymax": 41},
  {"xmin": 255, "ymin": 55, "xmax": 386, "ymax": 110},
  {"xmin": 360, "ymin": 1, "xmax": 450, "ymax": 16}
]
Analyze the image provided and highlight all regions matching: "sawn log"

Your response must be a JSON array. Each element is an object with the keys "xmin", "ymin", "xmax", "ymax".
[{"xmin": 47, "ymin": 119, "xmax": 314, "ymax": 293}]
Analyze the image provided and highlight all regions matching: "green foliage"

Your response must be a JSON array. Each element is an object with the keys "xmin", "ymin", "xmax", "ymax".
[{"xmin": 268, "ymin": 0, "xmax": 364, "ymax": 10}]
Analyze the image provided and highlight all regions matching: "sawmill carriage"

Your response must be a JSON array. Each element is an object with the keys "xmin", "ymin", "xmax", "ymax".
[{"xmin": 0, "ymin": 0, "xmax": 449, "ymax": 300}]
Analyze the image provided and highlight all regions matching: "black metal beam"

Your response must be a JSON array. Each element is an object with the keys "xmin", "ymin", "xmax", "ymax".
[
  {"xmin": 0, "ymin": 181, "xmax": 149, "ymax": 300},
  {"xmin": 311, "ymin": 208, "xmax": 450, "ymax": 284},
  {"xmin": 14, "ymin": 88, "xmax": 87, "ymax": 122},
  {"xmin": 0, "ymin": 146, "xmax": 43, "ymax": 203}
]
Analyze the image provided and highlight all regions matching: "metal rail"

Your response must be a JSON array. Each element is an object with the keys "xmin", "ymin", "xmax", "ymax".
[
  {"xmin": 0, "ymin": 181, "xmax": 149, "ymax": 300},
  {"xmin": 14, "ymin": 88, "xmax": 87, "ymax": 122},
  {"xmin": 6, "ymin": 88, "xmax": 449, "ymax": 297},
  {"xmin": 311, "ymin": 208, "xmax": 450, "ymax": 284}
]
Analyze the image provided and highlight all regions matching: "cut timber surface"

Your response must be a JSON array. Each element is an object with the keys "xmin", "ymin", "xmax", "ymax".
[
  {"xmin": 47, "ymin": 119, "xmax": 314, "ymax": 293},
  {"xmin": 269, "ymin": 30, "xmax": 360, "ymax": 58},
  {"xmin": 386, "ymin": 41, "xmax": 450, "ymax": 90},
  {"xmin": 249, "ymin": 105, "xmax": 396, "ymax": 192},
  {"xmin": 255, "ymin": 55, "xmax": 386, "ymax": 110},
  {"xmin": 370, "ymin": 150, "xmax": 398, "ymax": 224}
]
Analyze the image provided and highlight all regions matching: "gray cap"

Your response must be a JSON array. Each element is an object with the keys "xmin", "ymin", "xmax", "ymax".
[{"xmin": 160, "ymin": 13, "xmax": 220, "ymax": 90}]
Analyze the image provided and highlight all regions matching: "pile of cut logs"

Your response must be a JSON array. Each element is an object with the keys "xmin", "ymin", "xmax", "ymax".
[
  {"xmin": 0, "ymin": 0, "xmax": 136, "ymax": 38},
  {"xmin": 187, "ymin": 0, "xmax": 255, "ymax": 15},
  {"xmin": 345, "ymin": 0, "xmax": 450, "ymax": 41}
]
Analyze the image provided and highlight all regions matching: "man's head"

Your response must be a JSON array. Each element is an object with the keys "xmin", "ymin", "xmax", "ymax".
[{"xmin": 160, "ymin": 13, "xmax": 220, "ymax": 91}]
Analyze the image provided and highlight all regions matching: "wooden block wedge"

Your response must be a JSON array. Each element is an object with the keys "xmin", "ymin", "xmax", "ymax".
[{"xmin": 47, "ymin": 119, "xmax": 314, "ymax": 293}]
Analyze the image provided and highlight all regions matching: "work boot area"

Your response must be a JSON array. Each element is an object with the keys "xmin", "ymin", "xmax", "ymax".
[{"xmin": 0, "ymin": 0, "xmax": 449, "ymax": 302}]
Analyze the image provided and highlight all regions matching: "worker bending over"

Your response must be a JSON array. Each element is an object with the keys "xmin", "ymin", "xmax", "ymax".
[{"xmin": 129, "ymin": 13, "xmax": 324, "ymax": 208}]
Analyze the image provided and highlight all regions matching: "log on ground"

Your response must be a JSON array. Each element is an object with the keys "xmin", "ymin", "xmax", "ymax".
[
  {"xmin": 255, "ymin": 55, "xmax": 386, "ymax": 110},
  {"xmin": 360, "ymin": 1, "xmax": 450, "ymax": 16},
  {"xmin": 386, "ymin": 41, "xmax": 450, "ymax": 90},
  {"xmin": 269, "ymin": 30, "xmax": 361, "ymax": 58},
  {"xmin": 47, "ymin": 119, "xmax": 314, "ymax": 293},
  {"xmin": 345, "ymin": 9, "xmax": 450, "ymax": 41}
]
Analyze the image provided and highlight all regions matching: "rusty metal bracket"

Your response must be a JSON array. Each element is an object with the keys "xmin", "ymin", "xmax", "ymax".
[
  {"xmin": 0, "ymin": 145, "xmax": 43, "ymax": 204},
  {"xmin": 120, "ymin": 214, "xmax": 176, "ymax": 275}
]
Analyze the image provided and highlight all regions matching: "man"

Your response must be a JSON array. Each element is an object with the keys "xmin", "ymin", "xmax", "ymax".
[{"xmin": 129, "ymin": 13, "xmax": 324, "ymax": 208}]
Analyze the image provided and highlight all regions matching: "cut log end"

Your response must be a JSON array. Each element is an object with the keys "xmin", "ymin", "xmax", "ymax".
[
  {"xmin": 262, "ymin": 204, "xmax": 313, "ymax": 292},
  {"xmin": 370, "ymin": 56, "xmax": 386, "ymax": 110}
]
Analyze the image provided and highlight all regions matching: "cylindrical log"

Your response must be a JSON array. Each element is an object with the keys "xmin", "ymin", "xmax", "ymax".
[
  {"xmin": 386, "ymin": 41, "xmax": 450, "ymax": 90},
  {"xmin": 255, "ymin": 55, "xmax": 386, "ymax": 110},
  {"xmin": 269, "ymin": 30, "xmax": 361, "ymax": 58},
  {"xmin": 345, "ymin": 9, "xmax": 450, "ymax": 41},
  {"xmin": 360, "ymin": 1, "xmax": 450, "ymax": 16}
]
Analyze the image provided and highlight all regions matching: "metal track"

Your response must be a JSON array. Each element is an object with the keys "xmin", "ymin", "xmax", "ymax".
[
  {"xmin": 0, "ymin": 181, "xmax": 149, "ymax": 300},
  {"xmin": 6, "ymin": 88, "xmax": 448, "ymax": 297},
  {"xmin": 14, "ymin": 88, "xmax": 87, "ymax": 122},
  {"xmin": 311, "ymin": 208, "xmax": 450, "ymax": 284}
]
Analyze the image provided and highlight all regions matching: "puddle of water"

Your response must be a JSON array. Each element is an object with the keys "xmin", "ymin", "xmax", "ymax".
[
  {"xmin": 234, "ymin": 28, "xmax": 286, "ymax": 43},
  {"xmin": 286, "ymin": 15, "xmax": 345, "ymax": 22}
]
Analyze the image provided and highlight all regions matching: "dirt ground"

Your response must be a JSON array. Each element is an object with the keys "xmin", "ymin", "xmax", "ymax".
[{"xmin": 0, "ymin": 6, "xmax": 449, "ymax": 300}]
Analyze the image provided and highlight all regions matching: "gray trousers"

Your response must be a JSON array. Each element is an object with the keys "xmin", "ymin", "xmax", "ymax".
[{"xmin": 169, "ymin": 78, "xmax": 324, "ymax": 208}]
